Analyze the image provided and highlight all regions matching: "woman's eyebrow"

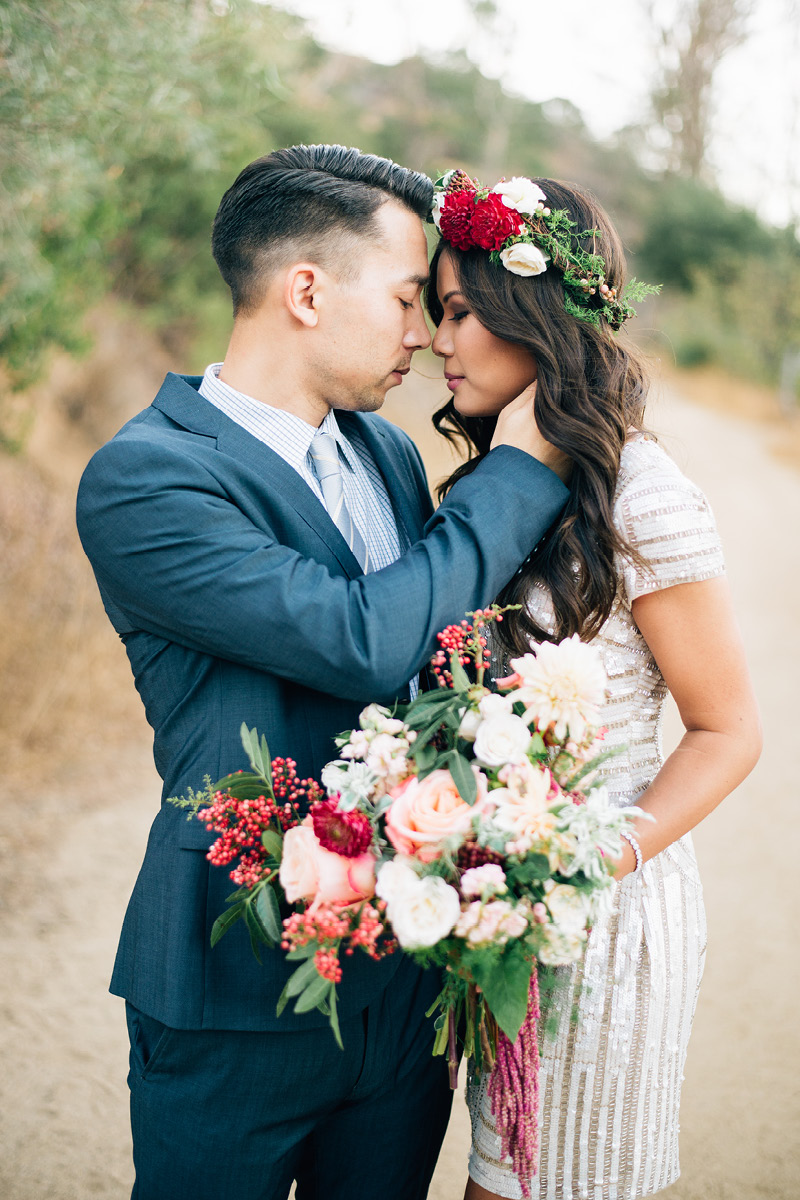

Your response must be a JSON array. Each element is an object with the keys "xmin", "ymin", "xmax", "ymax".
[{"xmin": 442, "ymin": 289, "xmax": 464, "ymax": 303}]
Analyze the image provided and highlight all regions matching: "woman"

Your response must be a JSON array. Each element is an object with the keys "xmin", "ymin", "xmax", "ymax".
[{"xmin": 426, "ymin": 171, "xmax": 762, "ymax": 1200}]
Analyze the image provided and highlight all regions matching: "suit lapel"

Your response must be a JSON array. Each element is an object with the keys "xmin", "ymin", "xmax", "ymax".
[{"xmin": 151, "ymin": 374, "xmax": 363, "ymax": 578}]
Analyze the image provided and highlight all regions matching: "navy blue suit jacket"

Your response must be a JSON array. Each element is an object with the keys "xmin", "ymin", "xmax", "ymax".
[{"xmin": 76, "ymin": 372, "xmax": 567, "ymax": 1030}]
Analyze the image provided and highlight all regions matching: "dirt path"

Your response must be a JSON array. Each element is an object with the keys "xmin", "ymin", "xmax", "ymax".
[{"xmin": 1, "ymin": 370, "xmax": 797, "ymax": 1199}]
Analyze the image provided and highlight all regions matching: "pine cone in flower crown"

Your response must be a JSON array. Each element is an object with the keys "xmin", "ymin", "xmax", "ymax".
[{"xmin": 446, "ymin": 168, "xmax": 477, "ymax": 194}]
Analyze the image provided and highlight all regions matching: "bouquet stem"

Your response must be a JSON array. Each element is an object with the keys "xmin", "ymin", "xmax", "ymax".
[{"xmin": 447, "ymin": 1005, "xmax": 459, "ymax": 1090}]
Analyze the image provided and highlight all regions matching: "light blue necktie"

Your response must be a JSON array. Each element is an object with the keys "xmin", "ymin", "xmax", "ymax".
[{"xmin": 308, "ymin": 431, "xmax": 370, "ymax": 571}]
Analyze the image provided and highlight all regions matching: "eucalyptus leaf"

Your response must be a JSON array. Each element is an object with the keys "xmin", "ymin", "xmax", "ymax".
[
  {"xmin": 472, "ymin": 941, "xmax": 533, "ymax": 1043},
  {"xmin": 276, "ymin": 979, "xmax": 291, "ymax": 1018},
  {"xmin": 294, "ymin": 973, "xmax": 333, "ymax": 1014},
  {"xmin": 261, "ymin": 829, "xmax": 283, "ymax": 860},
  {"xmin": 449, "ymin": 652, "xmax": 472, "ymax": 692},
  {"xmin": 243, "ymin": 908, "xmax": 264, "ymax": 964},
  {"xmin": 446, "ymin": 751, "xmax": 477, "ymax": 806},
  {"xmin": 213, "ymin": 771, "xmax": 269, "ymax": 800},
  {"xmin": 240, "ymin": 723, "xmax": 268, "ymax": 780},
  {"xmin": 210, "ymin": 901, "xmax": 245, "ymax": 948},
  {"xmin": 285, "ymin": 958, "xmax": 320, "ymax": 998},
  {"xmin": 329, "ymin": 987, "xmax": 343, "ymax": 1050},
  {"xmin": 254, "ymin": 883, "xmax": 282, "ymax": 943},
  {"xmin": 286, "ymin": 944, "xmax": 316, "ymax": 961}
]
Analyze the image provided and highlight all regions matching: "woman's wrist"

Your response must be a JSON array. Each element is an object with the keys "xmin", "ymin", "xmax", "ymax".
[{"xmin": 612, "ymin": 832, "xmax": 642, "ymax": 879}]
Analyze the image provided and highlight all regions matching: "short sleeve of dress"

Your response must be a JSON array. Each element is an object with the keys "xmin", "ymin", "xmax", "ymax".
[{"xmin": 614, "ymin": 438, "xmax": 726, "ymax": 608}]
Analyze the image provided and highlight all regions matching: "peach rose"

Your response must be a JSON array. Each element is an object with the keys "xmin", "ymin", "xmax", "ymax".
[
  {"xmin": 279, "ymin": 818, "xmax": 376, "ymax": 912},
  {"xmin": 385, "ymin": 768, "xmax": 491, "ymax": 862}
]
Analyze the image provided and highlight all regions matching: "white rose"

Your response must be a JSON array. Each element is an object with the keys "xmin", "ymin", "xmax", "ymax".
[
  {"xmin": 458, "ymin": 708, "xmax": 483, "ymax": 741},
  {"xmin": 389, "ymin": 875, "xmax": 461, "ymax": 949},
  {"xmin": 499, "ymin": 243, "xmax": 549, "ymax": 277},
  {"xmin": 544, "ymin": 881, "xmax": 590, "ymax": 936},
  {"xmin": 478, "ymin": 692, "xmax": 514, "ymax": 718},
  {"xmin": 490, "ymin": 176, "xmax": 547, "ymax": 215},
  {"xmin": 375, "ymin": 859, "xmax": 419, "ymax": 906},
  {"xmin": 359, "ymin": 704, "xmax": 404, "ymax": 733},
  {"xmin": 474, "ymin": 713, "xmax": 532, "ymax": 767}
]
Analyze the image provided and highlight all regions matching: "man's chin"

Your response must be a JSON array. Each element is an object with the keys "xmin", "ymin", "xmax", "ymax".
[{"xmin": 333, "ymin": 390, "xmax": 388, "ymax": 414}]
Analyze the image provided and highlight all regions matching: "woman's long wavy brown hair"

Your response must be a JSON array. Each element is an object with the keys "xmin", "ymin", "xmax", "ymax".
[{"xmin": 426, "ymin": 179, "xmax": 650, "ymax": 657}]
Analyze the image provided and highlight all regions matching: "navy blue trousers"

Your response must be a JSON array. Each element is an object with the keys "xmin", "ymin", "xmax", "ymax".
[{"xmin": 126, "ymin": 958, "xmax": 453, "ymax": 1200}]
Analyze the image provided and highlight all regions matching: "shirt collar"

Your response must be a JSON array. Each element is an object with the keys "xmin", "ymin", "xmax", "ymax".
[{"xmin": 202, "ymin": 363, "xmax": 358, "ymax": 474}]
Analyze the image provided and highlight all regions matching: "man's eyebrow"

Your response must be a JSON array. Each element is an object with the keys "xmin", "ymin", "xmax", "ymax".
[{"xmin": 401, "ymin": 273, "xmax": 429, "ymax": 287}]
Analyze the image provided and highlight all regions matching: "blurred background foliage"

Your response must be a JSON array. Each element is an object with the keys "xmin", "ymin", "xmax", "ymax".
[{"xmin": 1, "ymin": 0, "xmax": 799, "ymax": 427}]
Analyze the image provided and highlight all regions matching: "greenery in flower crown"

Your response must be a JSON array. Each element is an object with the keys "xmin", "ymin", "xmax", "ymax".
[{"xmin": 433, "ymin": 170, "xmax": 661, "ymax": 332}]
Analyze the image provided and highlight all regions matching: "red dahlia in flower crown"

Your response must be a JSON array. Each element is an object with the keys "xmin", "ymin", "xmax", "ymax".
[{"xmin": 169, "ymin": 606, "xmax": 649, "ymax": 1196}]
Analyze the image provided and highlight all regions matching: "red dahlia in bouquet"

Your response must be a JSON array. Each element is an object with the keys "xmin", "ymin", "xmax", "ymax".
[{"xmin": 170, "ymin": 607, "xmax": 647, "ymax": 1195}]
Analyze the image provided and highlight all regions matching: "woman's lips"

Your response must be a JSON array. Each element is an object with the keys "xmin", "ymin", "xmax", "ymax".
[{"xmin": 445, "ymin": 373, "xmax": 464, "ymax": 392}]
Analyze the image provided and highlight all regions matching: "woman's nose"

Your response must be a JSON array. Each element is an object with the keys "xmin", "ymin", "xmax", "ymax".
[{"xmin": 432, "ymin": 322, "xmax": 451, "ymax": 358}]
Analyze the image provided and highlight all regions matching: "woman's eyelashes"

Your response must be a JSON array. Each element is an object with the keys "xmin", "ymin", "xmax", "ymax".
[{"xmin": 449, "ymin": 310, "xmax": 469, "ymax": 322}]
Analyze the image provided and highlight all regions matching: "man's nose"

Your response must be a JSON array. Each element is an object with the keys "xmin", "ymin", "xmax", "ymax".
[{"xmin": 403, "ymin": 307, "xmax": 432, "ymax": 351}]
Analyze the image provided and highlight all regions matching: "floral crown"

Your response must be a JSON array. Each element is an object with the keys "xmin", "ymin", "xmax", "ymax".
[{"xmin": 432, "ymin": 169, "xmax": 660, "ymax": 331}]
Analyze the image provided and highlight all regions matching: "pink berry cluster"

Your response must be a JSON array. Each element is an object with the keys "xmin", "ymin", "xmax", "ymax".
[
  {"xmin": 281, "ymin": 901, "xmax": 395, "ymax": 985},
  {"xmin": 311, "ymin": 799, "xmax": 373, "ymax": 858},
  {"xmin": 344, "ymin": 901, "xmax": 395, "ymax": 962}
]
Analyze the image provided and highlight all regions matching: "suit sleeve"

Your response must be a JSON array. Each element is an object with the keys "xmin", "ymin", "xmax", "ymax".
[{"xmin": 77, "ymin": 438, "xmax": 566, "ymax": 702}]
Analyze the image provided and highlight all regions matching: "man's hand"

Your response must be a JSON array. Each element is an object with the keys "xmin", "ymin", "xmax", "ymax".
[{"xmin": 491, "ymin": 383, "xmax": 571, "ymax": 483}]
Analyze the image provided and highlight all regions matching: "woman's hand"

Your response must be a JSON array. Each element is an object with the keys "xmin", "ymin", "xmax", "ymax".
[{"xmin": 491, "ymin": 383, "xmax": 571, "ymax": 483}]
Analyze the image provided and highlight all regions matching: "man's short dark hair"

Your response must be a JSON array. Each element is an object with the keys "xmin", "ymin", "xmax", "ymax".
[{"xmin": 212, "ymin": 144, "xmax": 433, "ymax": 316}]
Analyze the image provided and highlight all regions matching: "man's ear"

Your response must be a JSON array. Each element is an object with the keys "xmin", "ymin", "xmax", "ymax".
[{"xmin": 284, "ymin": 263, "xmax": 327, "ymax": 329}]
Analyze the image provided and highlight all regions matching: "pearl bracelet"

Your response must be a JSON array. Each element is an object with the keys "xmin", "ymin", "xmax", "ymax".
[{"xmin": 619, "ymin": 830, "xmax": 643, "ymax": 874}]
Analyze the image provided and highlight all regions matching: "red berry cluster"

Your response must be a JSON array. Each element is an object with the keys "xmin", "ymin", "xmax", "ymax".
[
  {"xmin": 311, "ymin": 799, "xmax": 373, "ymax": 858},
  {"xmin": 271, "ymin": 757, "xmax": 324, "ymax": 809},
  {"xmin": 430, "ymin": 610, "xmax": 498, "ymax": 687},
  {"xmin": 199, "ymin": 757, "xmax": 323, "ymax": 889}
]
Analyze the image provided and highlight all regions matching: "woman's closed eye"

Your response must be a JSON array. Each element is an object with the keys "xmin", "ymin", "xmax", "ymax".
[{"xmin": 449, "ymin": 310, "xmax": 469, "ymax": 322}]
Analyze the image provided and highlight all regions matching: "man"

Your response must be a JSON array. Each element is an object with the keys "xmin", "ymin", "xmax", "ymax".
[{"xmin": 77, "ymin": 144, "xmax": 568, "ymax": 1200}]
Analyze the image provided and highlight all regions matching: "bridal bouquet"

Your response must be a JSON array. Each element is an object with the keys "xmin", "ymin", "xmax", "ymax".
[{"xmin": 170, "ymin": 608, "xmax": 645, "ymax": 1195}]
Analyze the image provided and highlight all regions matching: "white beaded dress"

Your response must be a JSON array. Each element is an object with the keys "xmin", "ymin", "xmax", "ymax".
[{"xmin": 468, "ymin": 435, "xmax": 726, "ymax": 1200}]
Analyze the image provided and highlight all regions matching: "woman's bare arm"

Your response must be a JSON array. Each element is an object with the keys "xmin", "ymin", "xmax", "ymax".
[{"xmin": 612, "ymin": 574, "xmax": 762, "ymax": 878}]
